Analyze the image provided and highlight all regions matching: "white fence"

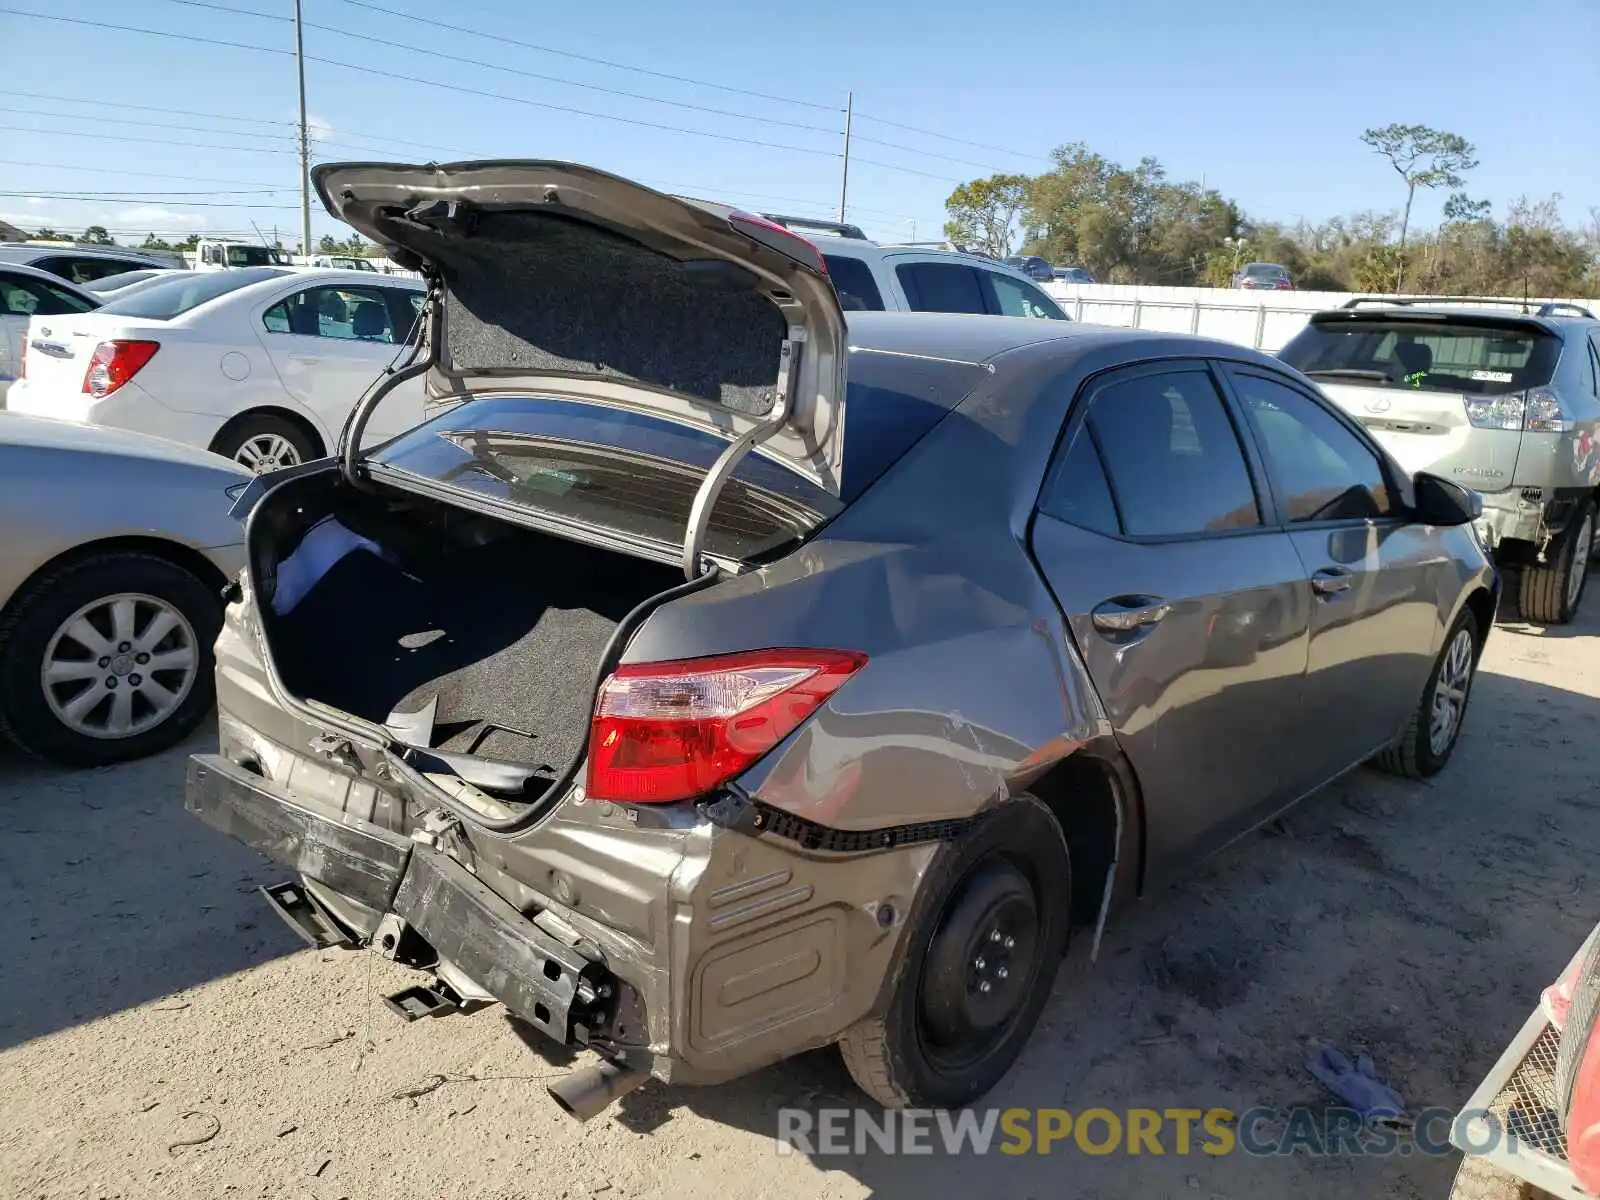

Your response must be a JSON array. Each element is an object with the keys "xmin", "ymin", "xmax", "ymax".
[{"xmin": 1039, "ymin": 283, "xmax": 1599, "ymax": 352}]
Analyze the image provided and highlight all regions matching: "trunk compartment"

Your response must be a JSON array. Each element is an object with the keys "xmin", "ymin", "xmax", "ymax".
[{"xmin": 255, "ymin": 475, "xmax": 684, "ymax": 785}]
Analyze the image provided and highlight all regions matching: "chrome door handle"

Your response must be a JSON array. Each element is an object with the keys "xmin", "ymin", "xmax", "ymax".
[
  {"xmin": 1091, "ymin": 598, "xmax": 1171, "ymax": 633},
  {"xmin": 1311, "ymin": 568, "xmax": 1352, "ymax": 595}
]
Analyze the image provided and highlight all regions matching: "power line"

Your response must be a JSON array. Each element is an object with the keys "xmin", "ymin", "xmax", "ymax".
[
  {"xmin": 0, "ymin": 9, "xmax": 844, "ymax": 159},
  {"xmin": 0, "ymin": 159, "xmax": 293, "ymax": 188},
  {"xmin": 7, "ymin": 90, "xmax": 295, "ymax": 129},
  {"xmin": 0, "ymin": 187, "xmax": 286, "ymax": 196},
  {"xmin": 0, "ymin": 192, "xmax": 303, "ymax": 210},
  {"xmin": 0, "ymin": 125, "xmax": 299, "ymax": 155},
  {"xmin": 0, "ymin": 105, "xmax": 298, "ymax": 144},
  {"xmin": 152, "ymin": 0, "xmax": 843, "ymax": 136},
  {"xmin": 852, "ymin": 112, "xmax": 1049, "ymax": 165},
  {"xmin": 332, "ymin": 0, "xmax": 837, "ymax": 113}
]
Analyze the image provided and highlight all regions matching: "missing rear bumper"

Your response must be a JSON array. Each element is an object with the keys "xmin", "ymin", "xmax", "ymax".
[{"xmin": 186, "ymin": 752, "xmax": 622, "ymax": 1051}]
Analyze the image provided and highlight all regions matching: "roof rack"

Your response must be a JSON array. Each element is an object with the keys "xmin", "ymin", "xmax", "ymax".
[
  {"xmin": 1341, "ymin": 295, "xmax": 1596, "ymax": 319},
  {"xmin": 757, "ymin": 213, "xmax": 869, "ymax": 241}
]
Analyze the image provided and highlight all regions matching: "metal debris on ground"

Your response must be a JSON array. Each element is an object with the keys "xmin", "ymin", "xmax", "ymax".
[{"xmin": 166, "ymin": 1110, "xmax": 221, "ymax": 1155}]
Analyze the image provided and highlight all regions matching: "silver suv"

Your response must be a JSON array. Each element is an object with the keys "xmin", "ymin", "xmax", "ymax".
[
  {"xmin": 1280, "ymin": 297, "xmax": 1600, "ymax": 623},
  {"xmin": 758, "ymin": 215, "xmax": 1069, "ymax": 321}
]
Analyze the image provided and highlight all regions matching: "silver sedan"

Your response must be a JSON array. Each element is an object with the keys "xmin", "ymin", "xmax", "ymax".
[{"xmin": 0, "ymin": 413, "xmax": 248, "ymax": 765}]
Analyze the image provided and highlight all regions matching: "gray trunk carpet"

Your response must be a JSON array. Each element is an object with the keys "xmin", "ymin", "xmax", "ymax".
[{"xmin": 272, "ymin": 539, "xmax": 675, "ymax": 772}]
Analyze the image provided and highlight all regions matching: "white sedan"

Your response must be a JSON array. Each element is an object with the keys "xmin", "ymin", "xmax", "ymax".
[
  {"xmin": 7, "ymin": 267, "xmax": 427, "ymax": 471},
  {"xmin": 1, "ymin": 262, "xmax": 102, "ymax": 405}
]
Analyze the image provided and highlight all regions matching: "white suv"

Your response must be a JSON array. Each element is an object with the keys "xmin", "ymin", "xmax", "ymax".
[{"xmin": 759, "ymin": 216, "xmax": 1070, "ymax": 322}]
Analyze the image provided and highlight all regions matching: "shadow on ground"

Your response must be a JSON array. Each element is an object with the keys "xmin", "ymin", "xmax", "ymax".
[{"xmin": 0, "ymin": 725, "xmax": 300, "ymax": 1052}]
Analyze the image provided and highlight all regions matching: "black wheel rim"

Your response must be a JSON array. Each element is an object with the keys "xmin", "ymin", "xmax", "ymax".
[{"xmin": 915, "ymin": 854, "xmax": 1043, "ymax": 1072}]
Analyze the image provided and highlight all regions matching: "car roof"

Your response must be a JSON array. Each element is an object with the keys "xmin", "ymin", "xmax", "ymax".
[
  {"xmin": 845, "ymin": 310, "xmax": 1286, "ymax": 370},
  {"xmin": 812, "ymin": 235, "xmax": 1038, "ymax": 277},
  {"xmin": 278, "ymin": 267, "xmax": 424, "ymax": 287},
  {"xmin": 0, "ymin": 244, "xmax": 167, "ymax": 265}
]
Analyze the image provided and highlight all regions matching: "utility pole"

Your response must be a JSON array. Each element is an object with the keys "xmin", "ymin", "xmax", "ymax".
[
  {"xmin": 837, "ymin": 90, "xmax": 853, "ymax": 225},
  {"xmin": 293, "ymin": 0, "xmax": 312, "ymax": 258}
]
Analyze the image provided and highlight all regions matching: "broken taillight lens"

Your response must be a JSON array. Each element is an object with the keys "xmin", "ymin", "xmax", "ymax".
[{"xmin": 586, "ymin": 648, "xmax": 866, "ymax": 804}]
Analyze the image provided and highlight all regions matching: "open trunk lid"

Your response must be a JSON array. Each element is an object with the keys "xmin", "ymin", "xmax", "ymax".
[{"xmin": 311, "ymin": 161, "xmax": 848, "ymax": 501}]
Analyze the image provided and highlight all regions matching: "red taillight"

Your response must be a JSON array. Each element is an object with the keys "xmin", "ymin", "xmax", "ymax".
[
  {"xmin": 586, "ymin": 648, "xmax": 867, "ymax": 804},
  {"xmin": 83, "ymin": 339, "xmax": 159, "ymax": 398}
]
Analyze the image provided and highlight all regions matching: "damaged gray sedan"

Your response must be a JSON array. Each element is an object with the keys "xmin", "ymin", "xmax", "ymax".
[{"xmin": 189, "ymin": 160, "xmax": 1499, "ymax": 1117}]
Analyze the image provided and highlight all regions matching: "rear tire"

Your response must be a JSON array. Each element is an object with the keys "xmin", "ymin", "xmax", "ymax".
[
  {"xmin": 1371, "ymin": 608, "xmax": 1479, "ymax": 780},
  {"xmin": 211, "ymin": 413, "xmax": 319, "ymax": 474},
  {"xmin": 0, "ymin": 551, "xmax": 221, "ymax": 766},
  {"xmin": 838, "ymin": 796, "xmax": 1071, "ymax": 1109},
  {"xmin": 1518, "ymin": 502, "xmax": 1594, "ymax": 625}
]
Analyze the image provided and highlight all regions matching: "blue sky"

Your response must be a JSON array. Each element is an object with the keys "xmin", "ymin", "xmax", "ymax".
[{"xmin": 2, "ymin": 0, "xmax": 1595, "ymax": 249}]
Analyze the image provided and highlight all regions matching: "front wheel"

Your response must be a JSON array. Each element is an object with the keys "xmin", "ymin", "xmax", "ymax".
[
  {"xmin": 1371, "ymin": 608, "xmax": 1479, "ymax": 780},
  {"xmin": 1518, "ymin": 502, "xmax": 1594, "ymax": 625},
  {"xmin": 838, "ymin": 797, "xmax": 1071, "ymax": 1109},
  {"xmin": 0, "ymin": 551, "xmax": 221, "ymax": 766}
]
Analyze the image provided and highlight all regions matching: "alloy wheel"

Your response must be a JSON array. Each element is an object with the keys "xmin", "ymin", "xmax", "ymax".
[
  {"xmin": 234, "ymin": 433, "xmax": 301, "ymax": 473},
  {"xmin": 1428, "ymin": 627, "xmax": 1475, "ymax": 758},
  {"xmin": 40, "ymin": 592, "xmax": 199, "ymax": 739}
]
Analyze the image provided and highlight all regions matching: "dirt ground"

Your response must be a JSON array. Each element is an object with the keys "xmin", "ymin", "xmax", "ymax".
[{"xmin": 3, "ymin": 598, "xmax": 1597, "ymax": 1200}]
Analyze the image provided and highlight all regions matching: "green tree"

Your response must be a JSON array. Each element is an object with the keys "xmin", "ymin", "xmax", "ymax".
[
  {"xmin": 80, "ymin": 225, "xmax": 115, "ymax": 245},
  {"xmin": 1359, "ymin": 123, "xmax": 1478, "ymax": 291},
  {"xmin": 32, "ymin": 227, "xmax": 64, "ymax": 241},
  {"xmin": 139, "ymin": 233, "xmax": 175, "ymax": 251},
  {"xmin": 943, "ymin": 174, "xmax": 1029, "ymax": 257}
]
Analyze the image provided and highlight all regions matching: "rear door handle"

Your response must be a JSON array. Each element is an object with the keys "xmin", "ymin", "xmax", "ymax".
[
  {"xmin": 1091, "ymin": 597, "xmax": 1171, "ymax": 633},
  {"xmin": 1311, "ymin": 567, "xmax": 1352, "ymax": 595}
]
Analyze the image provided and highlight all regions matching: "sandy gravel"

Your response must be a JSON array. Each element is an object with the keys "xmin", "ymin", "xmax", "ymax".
[{"xmin": 2, "ymin": 599, "xmax": 1598, "ymax": 1200}]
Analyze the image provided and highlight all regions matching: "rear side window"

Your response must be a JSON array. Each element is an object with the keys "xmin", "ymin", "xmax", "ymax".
[
  {"xmin": 0, "ymin": 272, "xmax": 96, "ymax": 316},
  {"xmin": 1281, "ymin": 319, "xmax": 1558, "ymax": 396},
  {"xmin": 36, "ymin": 256, "xmax": 137, "ymax": 284},
  {"xmin": 981, "ymin": 272, "xmax": 1068, "ymax": 320},
  {"xmin": 1075, "ymin": 369, "xmax": 1261, "ymax": 538},
  {"xmin": 822, "ymin": 254, "xmax": 885, "ymax": 311},
  {"xmin": 1038, "ymin": 427, "xmax": 1119, "ymax": 535},
  {"xmin": 896, "ymin": 262, "xmax": 987, "ymax": 315},
  {"xmin": 100, "ymin": 267, "xmax": 288, "ymax": 319}
]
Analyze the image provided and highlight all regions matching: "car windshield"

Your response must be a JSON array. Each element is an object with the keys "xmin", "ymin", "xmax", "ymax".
[
  {"xmin": 1281, "ymin": 318, "xmax": 1560, "ymax": 396},
  {"xmin": 226, "ymin": 245, "xmax": 286, "ymax": 266},
  {"xmin": 98, "ymin": 267, "xmax": 288, "ymax": 319},
  {"xmin": 1244, "ymin": 263, "xmax": 1286, "ymax": 277}
]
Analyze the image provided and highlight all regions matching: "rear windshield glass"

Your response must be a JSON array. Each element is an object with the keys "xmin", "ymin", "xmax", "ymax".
[
  {"xmin": 1280, "ymin": 318, "xmax": 1559, "ymax": 396},
  {"xmin": 370, "ymin": 396, "xmax": 842, "ymax": 561},
  {"xmin": 98, "ymin": 267, "xmax": 288, "ymax": 319},
  {"xmin": 1244, "ymin": 263, "xmax": 1286, "ymax": 276}
]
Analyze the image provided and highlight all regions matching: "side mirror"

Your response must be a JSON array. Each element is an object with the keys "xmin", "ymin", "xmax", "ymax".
[{"xmin": 1412, "ymin": 472, "xmax": 1482, "ymax": 527}]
